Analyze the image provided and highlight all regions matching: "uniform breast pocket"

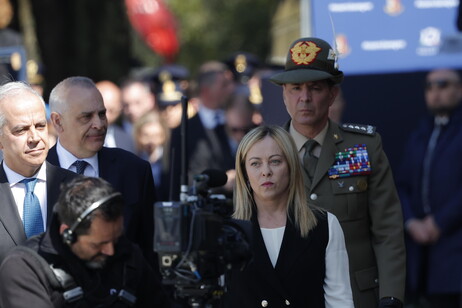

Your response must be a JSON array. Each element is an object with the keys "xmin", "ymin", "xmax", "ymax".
[{"xmin": 330, "ymin": 176, "xmax": 368, "ymax": 221}]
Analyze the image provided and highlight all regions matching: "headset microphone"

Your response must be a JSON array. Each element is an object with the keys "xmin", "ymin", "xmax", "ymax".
[{"xmin": 62, "ymin": 192, "xmax": 122, "ymax": 246}]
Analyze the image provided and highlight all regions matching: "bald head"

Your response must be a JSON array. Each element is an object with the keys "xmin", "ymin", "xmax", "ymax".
[{"xmin": 96, "ymin": 81, "xmax": 122, "ymax": 125}]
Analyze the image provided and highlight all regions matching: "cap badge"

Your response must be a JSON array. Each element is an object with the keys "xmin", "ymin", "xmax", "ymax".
[
  {"xmin": 235, "ymin": 54, "xmax": 247, "ymax": 73},
  {"xmin": 328, "ymin": 48, "xmax": 337, "ymax": 60},
  {"xmin": 290, "ymin": 41, "xmax": 321, "ymax": 65}
]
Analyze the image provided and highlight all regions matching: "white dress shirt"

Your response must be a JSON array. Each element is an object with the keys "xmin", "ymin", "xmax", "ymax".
[
  {"xmin": 56, "ymin": 140, "xmax": 99, "ymax": 177},
  {"xmin": 104, "ymin": 125, "xmax": 117, "ymax": 148},
  {"xmin": 197, "ymin": 105, "xmax": 225, "ymax": 129}
]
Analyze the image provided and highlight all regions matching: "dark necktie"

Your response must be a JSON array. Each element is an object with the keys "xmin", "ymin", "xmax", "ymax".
[
  {"xmin": 21, "ymin": 178, "xmax": 44, "ymax": 238},
  {"xmin": 74, "ymin": 160, "xmax": 88, "ymax": 175},
  {"xmin": 421, "ymin": 123, "xmax": 442, "ymax": 213},
  {"xmin": 213, "ymin": 112, "xmax": 231, "ymax": 157},
  {"xmin": 303, "ymin": 139, "xmax": 318, "ymax": 182}
]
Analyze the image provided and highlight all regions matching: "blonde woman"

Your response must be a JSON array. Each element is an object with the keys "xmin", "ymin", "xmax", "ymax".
[
  {"xmin": 224, "ymin": 125, "xmax": 353, "ymax": 308},
  {"xmin": 133, "ymin": 110, "xmax": 170, "ymax": 200}
]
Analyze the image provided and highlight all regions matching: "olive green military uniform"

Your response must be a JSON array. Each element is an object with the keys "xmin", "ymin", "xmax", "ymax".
[
  {"xmin": 272, "ymin": 36, "xmax": 405, "ymax": 308},
  {"xmin": 286, "ymin": 119, "xmax": 406, "ymax": 308}
]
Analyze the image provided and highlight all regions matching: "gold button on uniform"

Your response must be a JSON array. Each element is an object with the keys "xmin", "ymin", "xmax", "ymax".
[{"xmin": 357, "ymin": 179, "xmax": 368, "ymax": 191}]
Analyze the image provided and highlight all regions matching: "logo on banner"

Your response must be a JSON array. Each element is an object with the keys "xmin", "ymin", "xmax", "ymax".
[
  {"xmin": 384, "ymin": 0, "xmax": 404, "ymax": 16},
  {"xmin": 290, "ymin": 41, "xmax": 321, "ymax": 65},
  {"xmin": 417, "ymin": 27, "xmax": 441, "ymax": 56},
  {"xmin": 336, "ymin": 34, "xmax": 351, "ymax": 58}
]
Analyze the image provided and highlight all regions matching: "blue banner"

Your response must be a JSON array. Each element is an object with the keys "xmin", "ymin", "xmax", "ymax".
[{"xmin": 312, "ymin": 0, "xmax": 462, "ymax": 75}]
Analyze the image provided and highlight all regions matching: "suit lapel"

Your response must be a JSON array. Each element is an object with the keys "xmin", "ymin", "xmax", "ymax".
[
  {"xmin": 46, "ymin": 145, "xmax": 60, "ymax": 166},
  {"xmin": 275, "ymin": 219, "xmax": 312, "ymax": 275},
  {"xmin": 251, "ymin": 217, "xmax": 293, "ymax": 300},
  {"xmin": 0, "ymin": 163, "xmax": 26, "ymax": 244},
  {"xmin": 44, "ymin": 162, "xmax": 70, "ymax": 225},
  {"xmin": 311, "ymin": 121, "xmax": 343, "ymax": 189},
  {"xmin": 97, "ymin": 147, "xmax": 116, "ymax": 179},
  {"xmin": 252, "ymin": 218, "xmax": 311, "ymax": 298}
]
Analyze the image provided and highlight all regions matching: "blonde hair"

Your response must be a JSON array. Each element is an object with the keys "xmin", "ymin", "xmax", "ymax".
[
  {"xmin": 132, "ymin": 110, "xmax": 170, "ymax": 154},
  {"xmin": 233, "ymin": 125, "xmax": 317, "ymax": 237}
]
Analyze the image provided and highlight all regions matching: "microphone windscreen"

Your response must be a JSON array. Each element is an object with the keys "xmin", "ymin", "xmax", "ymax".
[{"xmin": 201, "ymin": 169, "xmax": 228, "ymax": 188}]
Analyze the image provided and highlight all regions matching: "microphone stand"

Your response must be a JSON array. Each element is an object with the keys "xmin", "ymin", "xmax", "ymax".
[{"xmin": 180, "ymin": 95, "xmax": 189, "ymax": 203}]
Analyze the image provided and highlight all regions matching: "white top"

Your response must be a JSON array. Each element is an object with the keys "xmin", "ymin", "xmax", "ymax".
[
  {"xmin": 261, "ymin": 226, "xmax": 285, "ymax": 267},
  {"xmin": 56, "ymin": 140, "xmax": 99, "ymax": 177},
  {"xmin": 261, "ymin": 212, "xmax": 354, "ymax": 308},
  {"xmin": 324, "ymin": 213, "xmax": 354, "ymax": 308},
  {"xmin": 4, "ymin": 162, "xmax": 48, "ymax": 229}
]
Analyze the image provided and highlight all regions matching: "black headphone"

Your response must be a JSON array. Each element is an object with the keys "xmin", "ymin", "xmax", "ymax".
[{"xmin": 62, "ymin": 192, "xmax": 122, "ymax": 246}]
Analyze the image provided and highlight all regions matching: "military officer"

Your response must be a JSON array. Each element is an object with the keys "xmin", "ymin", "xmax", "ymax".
[{"xmin": 269, "ymin": 37, "xmax": 406, "ymax": 308}]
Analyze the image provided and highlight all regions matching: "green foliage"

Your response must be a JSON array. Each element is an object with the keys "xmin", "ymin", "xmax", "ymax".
[{"xmin": 133, "ymin": 0, "xmax": 279, "ymax": 77}]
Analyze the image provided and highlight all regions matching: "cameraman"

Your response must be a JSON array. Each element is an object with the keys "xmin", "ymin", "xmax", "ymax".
[{"xmin": 0, "ymin": 176, "xmax": 169, "ymax": 308}]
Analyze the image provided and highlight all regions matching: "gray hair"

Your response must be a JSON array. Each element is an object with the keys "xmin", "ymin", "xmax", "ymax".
[
  {"xmin": 0, "ymin": 81, "xmax": 46, "ymax": 133},
  {"xmin": 49, "ymin": 76, "xmax": 97, "ymax": 114}
]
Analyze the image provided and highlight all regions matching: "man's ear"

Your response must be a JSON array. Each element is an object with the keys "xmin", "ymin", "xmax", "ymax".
[
  {"xmin": 50, "ymin": 112, "xmax": 64, "ymax": 133},
  {"xmin": 59, "ymin": 223, "xmax": 70, "ymax": 235},
  {"xmin": 328, "ymin": 86, "xmax": 340, "ymax": 107}
]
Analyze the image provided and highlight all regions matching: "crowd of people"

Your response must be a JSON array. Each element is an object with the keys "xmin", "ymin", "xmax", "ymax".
[{"xmin": 0, "ymin": 35, "xmax": 460, "ymax": 308}]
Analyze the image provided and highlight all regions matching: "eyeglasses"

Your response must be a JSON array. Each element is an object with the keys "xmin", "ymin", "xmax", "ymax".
[{"xmin": 425, "ymin": 79, "xmax": 457, "ymax": 90}]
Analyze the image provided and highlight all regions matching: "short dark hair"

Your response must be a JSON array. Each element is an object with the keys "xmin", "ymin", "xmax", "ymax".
[{"xmin": 56, "ymin": 176, "xmax": 124, "ymax": 236}]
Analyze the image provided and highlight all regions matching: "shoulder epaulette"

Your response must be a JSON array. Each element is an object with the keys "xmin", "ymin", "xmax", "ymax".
[{"xmin": 340, "ymin": 123, "xmax": 376, "ymax": 136}]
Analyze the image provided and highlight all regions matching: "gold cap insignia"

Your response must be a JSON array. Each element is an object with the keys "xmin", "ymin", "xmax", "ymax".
[
  {"xmin": 290, "ymin": 41, "xmax": 321, "ymax": 65},
  {"xmin": 159, "ymin": 70, "xmax": 172, "ymax": 83},
  {"xmin": 235, "ymin": 54, "xmax": 247, "ymax": 73},
  {"xmin": 160, "ymin": 80, "xmax": 182, "ymax": 102},
  {"xmin": 10, "ymin": 52, "xmax": 21, "ymax": 71}
]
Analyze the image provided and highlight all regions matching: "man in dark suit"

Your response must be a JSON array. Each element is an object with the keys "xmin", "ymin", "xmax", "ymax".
[
  {"xmin": 168, "ymin": 61, "xmax": 235, "ymax": 200},
  {"xmin": 396, "ymin": 69, "xmax": 462, "ymax": 308},
  {"xmin": 0, "ymin": 81, "xmax": 76, "ymax": 262},
  {"xmin": 270, "ymin": 37, "xmax": 406, "ymax": 308},
  {"xmin": 120, "ymin": 78, "xmax": 156, "ymax": 135},
  {"xmin": 96, "ymin": 80, "xmax": 136, "ymax": 153},
  {"xmin": 46, "ymin": 76, "xmax": 156, "ymax": 263}
]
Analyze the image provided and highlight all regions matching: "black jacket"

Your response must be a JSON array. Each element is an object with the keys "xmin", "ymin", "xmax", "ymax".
[{"xmin": 223, "ymin": 211, "xmax": 328, "ymax": 308}]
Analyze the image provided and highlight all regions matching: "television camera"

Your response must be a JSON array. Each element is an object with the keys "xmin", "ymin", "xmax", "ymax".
[{"xmin": 154, "ymin": 169, "xmax": 252, "ymax": 307}]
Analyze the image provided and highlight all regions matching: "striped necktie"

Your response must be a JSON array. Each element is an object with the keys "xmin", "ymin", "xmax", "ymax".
[{"xmin": 74, "ymin": 160, "xmax": 88, "ymax": 175}]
